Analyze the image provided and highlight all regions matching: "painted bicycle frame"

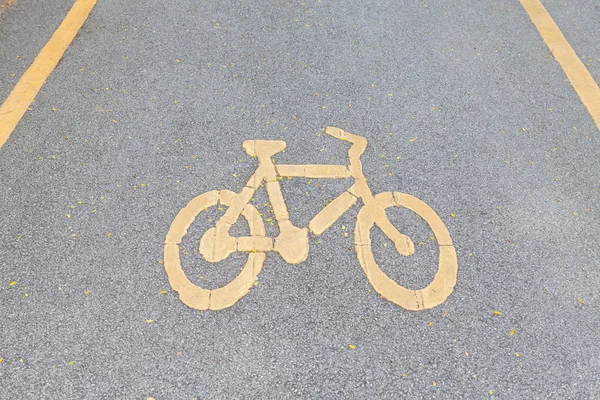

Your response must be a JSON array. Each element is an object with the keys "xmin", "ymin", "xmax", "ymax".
[{"xmin": 164, "ymin": 127, "xmax": 458, "ymax": 311}]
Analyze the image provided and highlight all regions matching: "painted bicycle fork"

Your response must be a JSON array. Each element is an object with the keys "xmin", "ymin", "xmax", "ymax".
[{"xmin": 199, "ymin": 127, "xmax": 415, "ymax": 265}]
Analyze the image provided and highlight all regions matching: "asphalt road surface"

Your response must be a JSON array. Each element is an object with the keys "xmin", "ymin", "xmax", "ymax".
[{"xmin": 0, "ymin": 0, "xmax": 599, "ymax": 398}]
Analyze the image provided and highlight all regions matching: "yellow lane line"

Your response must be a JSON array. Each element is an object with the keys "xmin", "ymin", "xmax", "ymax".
[
  {"xmin": 519, "ymin": 0, "xmax": 600, "ymax": 130},
  {"xmin": 0, "ymin": 0, "xmax": 16, "ymax": 16},
  {"xmin": 0, "ymin": 0, "xmax": 96, "ymax": 149}
]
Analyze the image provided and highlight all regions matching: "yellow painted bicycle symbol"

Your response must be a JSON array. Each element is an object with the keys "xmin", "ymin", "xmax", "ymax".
[{"xmin": 164, "ymin": 127, "xmax": 458, "ymax": 311}]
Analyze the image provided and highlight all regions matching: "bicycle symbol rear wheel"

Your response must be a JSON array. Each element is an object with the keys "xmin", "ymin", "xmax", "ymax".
[
  {"xmin": 164, "ymin": 189, "xmax": 266, "ymax": 310},
  {"xmin": 355, "ymin": 192, "xmax": 458, "ymax": 310}
]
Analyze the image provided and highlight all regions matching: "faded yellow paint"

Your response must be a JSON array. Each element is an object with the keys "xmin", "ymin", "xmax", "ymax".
[
  {"xmin": 0, "ymin": 0, "xmax": 97, "ymax": 149},
  {"xmin": 355, "ymin": 192, "xmax": 457, "ymax": 310},
  {"xmin": 164, "ymin": 127, "xmax": 458, "ymax": 311},
  {"xmin": 309, "ymin": 191, "xmax": 357, "ymax": 235},
  {"xmin": 164, "ymin": 190, "xmax": 266, "ymax": 310},
  {"xmin": 265, "ymin": 181, "xmax": 289, "ymax": 221},
  {"xmin": 520, "ymin": 0, "xmax": 600, "ymax": 129},
  {"xmin": 237, "ymin": 236, "xmax": 273, "ymax": 252},
  {"xmin": 0, "ymin": 0, "xmax": 15, "ymax": 16},
  {"xmin": 276, "ymin": 164, "xmax": 350, "ymax": 178}
]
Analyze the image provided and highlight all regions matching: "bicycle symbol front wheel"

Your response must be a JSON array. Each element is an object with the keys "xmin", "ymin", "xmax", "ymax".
[
  {"xmin": 355, "ymin": 192, "xmax": 458, "ymax": 310},
  {"xmin": 164, "ymin": 189, "xmax": 266, "ymax": 310}
]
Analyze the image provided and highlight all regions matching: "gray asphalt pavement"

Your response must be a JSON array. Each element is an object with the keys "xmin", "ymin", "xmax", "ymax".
[
  {"xmin": 0, "ymin": 0, "xmax": 599, "ymax": 398},
  {"xmin": 543, "ymin": 0, "xmax": 600, "ymax": 84}
]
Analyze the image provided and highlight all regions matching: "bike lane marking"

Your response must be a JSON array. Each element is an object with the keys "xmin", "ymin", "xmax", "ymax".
[
  {"xmin": 0, "ymin": 0, "xmax": 96, "ymax": 149},
  {"xmin": 519, "ymin": 0, "xmax": 600, "ymax": 130},
  {"xmin": 164, "ymin": 127, "xmax": 458, "ymax": 312}
]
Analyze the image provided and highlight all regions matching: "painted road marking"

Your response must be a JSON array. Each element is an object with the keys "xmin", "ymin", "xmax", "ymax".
[
  {"xmin": 0, "ymin": 0, "xmax": 97, "ymax": 149},
  {"xmin": 164, "ymin": 127, "xmax": 458, "ymax": 311},
  {"xmin": 519, "ymin": 0, "xmax": 600, "ymax": 129},
  {"xmin": 0, "ymin": 0, "xmax": 15, "ymax": 16}
]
